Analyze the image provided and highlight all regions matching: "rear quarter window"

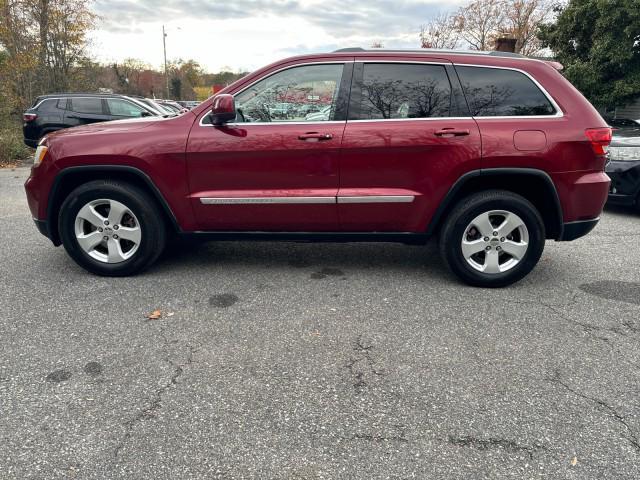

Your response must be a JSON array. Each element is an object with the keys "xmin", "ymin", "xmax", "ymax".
[{"xmin": 456, "ymin": 66, "xmax": 556, "ymax": 117}]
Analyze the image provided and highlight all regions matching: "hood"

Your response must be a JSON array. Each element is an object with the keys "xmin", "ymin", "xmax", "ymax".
[{"xmin": 43, "ymin": 116, "xmax": 167, "ymax": 143}]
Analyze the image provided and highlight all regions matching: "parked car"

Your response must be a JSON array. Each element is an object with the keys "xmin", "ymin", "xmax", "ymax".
[
  {"xmin": 177, "ymin": 100, "xmax": 200, "ymax": 109},
  {"xmin": 132, "ymin": 97, "xmax": 175, "ymax": 116},
  {"xmin": 25, "ymin": 48, "xmax": 612, "ymax": 287},
  {"xmin": 606, "ymin": 125, "xmax": 640, "ymax": 211},
  {"xmin": 605, "ymin": 117, "xmax": 640, "ymax": 129},
  {"xmin": 156, "ymin": 100, "xmax": 189, "ymax": 114},
  {"xmin": 22, "ymin": 93, "xmax": 159, "ymax": 147}
]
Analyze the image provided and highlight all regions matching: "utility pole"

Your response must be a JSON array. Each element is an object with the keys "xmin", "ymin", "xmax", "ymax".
[{"xmin": 162, "ymin": 25, "xmax": 169, "ymax": 98}]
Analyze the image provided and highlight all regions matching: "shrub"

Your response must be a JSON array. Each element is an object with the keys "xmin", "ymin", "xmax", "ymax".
[{"xmin": 0, "ymin": 121, "xmax": 31, "ymax": 167}]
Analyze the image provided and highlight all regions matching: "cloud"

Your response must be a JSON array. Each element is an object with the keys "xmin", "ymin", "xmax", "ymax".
[
  {"xmin": 90, "ymin": 0, "xmax": 465, "ymax": 71},
  {"xmin": 95, "ymin": 0, "xmax": 457, "ymax": 38}
]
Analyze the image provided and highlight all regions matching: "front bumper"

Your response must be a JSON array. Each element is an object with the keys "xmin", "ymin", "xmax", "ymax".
[{"xmin": 605, "ymin": 160, "xmax": 640, "ymax": 207}]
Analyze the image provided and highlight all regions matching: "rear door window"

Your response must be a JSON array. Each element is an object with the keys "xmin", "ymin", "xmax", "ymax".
[
  {"xmin": 354, "ymin": 63, "xmax": 452, "ymax": 120},
  {"xmin": 456, "ymin": 66, "xmax": 556, "ymax": 117},
  {"xmin": 106, "ymin": 98, "xmax": 147, "ymax": 117},
  {"xmin": 70, "ymin": 98, "xmax": 104, "ymax": 115}
]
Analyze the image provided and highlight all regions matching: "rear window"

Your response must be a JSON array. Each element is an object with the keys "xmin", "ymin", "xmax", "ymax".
[
  {"xmin": 356, "ymin": 63, "xmax": 451, "ymax": 119},
  {"xmin": 70, "ymin": 98, "xmax": 103, "ymax": 115},
  {"xmin": 456, "ymin": 66, "xmax": 556, "ymax": 117}
]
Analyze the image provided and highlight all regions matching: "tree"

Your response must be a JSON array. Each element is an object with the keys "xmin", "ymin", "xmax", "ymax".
[
  {"xmin": 502, "ymin": 0, "xmax": 551, "ymax": 56},
  {"xmin": 539, "ymin": 0, "xmax": 640, "ymax": 109},
  {"xmin": 454, "ymin": 0, "xmax": 505, "ymax": 51},
  {"xmin": 0, "ymin": 0, "xmax": 95, "ymax": 109},
  {"xmin": 112, "ymin": 58, "xmax": 149, "ymax": 95},
  {"xmin": 421, "ymin": 0, "xmax": 551, "ymax": 55},
  {"xmin": 420, "ymin": 12, "xmax": 459, "ymax": 49}
]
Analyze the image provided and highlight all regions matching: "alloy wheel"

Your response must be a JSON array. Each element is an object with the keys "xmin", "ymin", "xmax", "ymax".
[
  {"xmin": 461, "ymin": 210, "xmax": 529, "ymax": 274},
  {"xmin": 74, "ymin": 199, "xmax": 142, "ymax": 263}
]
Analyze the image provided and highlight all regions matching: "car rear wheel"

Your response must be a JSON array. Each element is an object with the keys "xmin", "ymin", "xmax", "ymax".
[
  {"xmin": 59, "ymin": 180, "xmax": 166, "ymax": 276},
  {"xmin": 439, "ymin": 190, "xmax": 545, "ymax": 288}
]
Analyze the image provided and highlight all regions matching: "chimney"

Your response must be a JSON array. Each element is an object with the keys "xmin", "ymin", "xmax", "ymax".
[{"xmin": 494, "ymin": 37, "xmax": 517, "ymax": 53}]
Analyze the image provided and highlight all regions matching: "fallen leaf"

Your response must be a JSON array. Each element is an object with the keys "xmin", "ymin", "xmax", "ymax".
[
  {"xmin": 146, "ymin": 309, "xmax": 162, "ymax": 320},
  {"xmin": 166, "ymin": 312, "xmax": 175, "ymax": 317},
  {"xmin": 570, "ymin": 456, "xmax": 577, "ymax": 466}
]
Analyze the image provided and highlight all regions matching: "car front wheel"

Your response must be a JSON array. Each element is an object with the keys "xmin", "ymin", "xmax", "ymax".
[
  {"xmin": 58, "ymin": 180, "xmax": 166, "ymax": 276},
  {"xmin": 439, "ymin": 190, "xmax": 545, "ymax": 288}
]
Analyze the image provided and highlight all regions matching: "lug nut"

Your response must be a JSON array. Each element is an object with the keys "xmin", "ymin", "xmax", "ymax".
[
  {"xmin": 98, "ymin": 227, "xmax": 103, "ymax": 232},
  {"xmin": 485, "ymin": 246, "xmax": 491, "ymax": 251},
  {"xmin": 484, "ymin": 236, "xmax": 489, "ymax": 241},
  {"xmin": 113, "ymin": 234, "xmax": 119, "ymax": 240},
  {"xmin": 103, "ymin": 236, "xmax": 108, "ymax": 241},
  {"xmin": 496, "ymin": 246, "xmax": 502, "ymax": 251},
  {"xmin": 493, "ymin": 231, "xmax": 498, "ymax": 236},
  {"xmin": 113, "ymin": 225, "xmax": 119, "ymax": 230},
  {"xmin": 104, "ymin": 220, "xmax": 109, "ymax": 226},
  {"xmin": 500, "ymin": 237, "xmax": 505, "ymax": 242}
]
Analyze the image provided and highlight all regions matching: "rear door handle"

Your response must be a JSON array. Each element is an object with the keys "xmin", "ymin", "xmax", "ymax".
[
  {"xmin": 298, "ymin": 132, "xmax": 333, "ymax": 141},
  {"xmin": 434, "ymin": 128, "xmax": 470, "ymax": 137}
]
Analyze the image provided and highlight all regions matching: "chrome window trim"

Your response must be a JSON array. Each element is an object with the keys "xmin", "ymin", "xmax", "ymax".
[
  {"xmin": 197, "ymin": 59, "xmax": 563, "ymax": 126},
  {"xmin": 198, "ymin": 61, "xmax": 353, "ymax": 127},
  {"xmin": 31, "ymin": 96, "xmax": 158, "ymax": 116},
  {"xmin": 348, "ymin": 117, "xmax": 472, "ymax": 123},
  {"xmin": 453, "ymin": 63, "xmax": 564, "ymax": 119},
  {"xmin": 199, "ymin": 195, "xmax": 415, "ymax": 205}
]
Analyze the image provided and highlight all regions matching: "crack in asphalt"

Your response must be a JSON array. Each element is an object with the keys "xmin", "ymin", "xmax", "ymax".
[
  {"xmin": 346, "ymin": 432, "xmax": 409, "ymax": 443},
  {"xmin": 345, "ymin": 335, "xmax": 384, "ymax": 392},
  {"xmin": 548, "ymin": 370, "xmax": 640, "ymax": 453},
  {"xmin": 113, "ymin": 330, "xmax": 198, "ymax": 460},
  {"xmin": 448, "ymin": 435, "xmax": 548, "ymax": 459}
]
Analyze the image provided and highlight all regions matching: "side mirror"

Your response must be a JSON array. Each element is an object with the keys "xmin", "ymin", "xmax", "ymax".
[
  {"xmin": 140, "ymin": 111, "xmax": 152, "ymax": 117},
  {"xmin": 210, "ymin": 94, "xmax": 236, "ymax": 125}
]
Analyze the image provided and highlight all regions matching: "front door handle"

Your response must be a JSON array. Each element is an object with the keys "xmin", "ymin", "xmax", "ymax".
[
  {"xmin": 434, "ymin": 128, "xmax": 470, "ymax": 137},
  {"xmin": 298, "ymin": 132, "xmax": 333, "ymax": 141}
]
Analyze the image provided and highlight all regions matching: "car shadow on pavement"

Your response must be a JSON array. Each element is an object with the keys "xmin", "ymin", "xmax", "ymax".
[{"xmin": 153, "ymin": 237, "xmax": 455, "ymax": 281}]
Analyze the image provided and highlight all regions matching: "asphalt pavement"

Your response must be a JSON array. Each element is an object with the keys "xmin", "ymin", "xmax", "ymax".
[{"xmin": 1, "ymin": 166, "xmax": 640, "ymax": 479}]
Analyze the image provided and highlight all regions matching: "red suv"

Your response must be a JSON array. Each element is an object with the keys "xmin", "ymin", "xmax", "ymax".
[{"xmin": 24, "ymin": 48, "xmax": 611, "ymax": 287}]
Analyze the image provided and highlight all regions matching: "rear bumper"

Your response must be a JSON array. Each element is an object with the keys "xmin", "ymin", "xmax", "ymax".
[
  {"xmin": 551, "ymin": 171, "xmax": 610, "ymax": 224},
  {"xmin": 558, "ymin": 218, "xmax": 599, "ymax": 241}
]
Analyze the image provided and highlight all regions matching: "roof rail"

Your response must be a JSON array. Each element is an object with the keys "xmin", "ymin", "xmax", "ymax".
[{"xmin": 333, "ymin": 47, "xmax": 525, "ymax": 58}]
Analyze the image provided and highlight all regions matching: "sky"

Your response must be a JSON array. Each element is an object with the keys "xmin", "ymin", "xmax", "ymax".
[{"xmin": 91, "ymin": 0, "xmax": 463, "ymax": 73}]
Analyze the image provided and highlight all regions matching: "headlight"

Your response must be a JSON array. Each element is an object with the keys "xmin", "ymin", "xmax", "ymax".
[
  {"xmin": 608, "ymin": 146, "xmax": 640, "ymax": 161},
  {"xmin": 33, "ymin": 145, "xmax": 48, "ymax": 166}
]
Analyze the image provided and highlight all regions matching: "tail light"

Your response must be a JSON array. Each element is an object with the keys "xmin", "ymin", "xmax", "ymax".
[
  {"xmin": 23, "ymin": 113, "xmax": 37, "ymax": 122},
  {"xmin": 585, "ymin": 127, "xmax": 612, "ymax": 155}
]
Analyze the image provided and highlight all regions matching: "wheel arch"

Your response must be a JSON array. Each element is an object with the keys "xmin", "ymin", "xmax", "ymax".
[
  {"xmin": 47, "ymin": 165, "xmax": 180, "ymax": 246},
  {"xmin": 427, "ymin": 168, "xmax": 564, "ymax": 240}
]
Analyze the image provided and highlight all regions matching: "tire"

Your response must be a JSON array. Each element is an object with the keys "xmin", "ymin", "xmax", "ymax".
[
  {"xmin": 439, "ymin": 190, "xmax": 545, "ymax": 288},
  {"xmin": 58, "ymin": 180, "xmax": 166, "ymax": 276}
]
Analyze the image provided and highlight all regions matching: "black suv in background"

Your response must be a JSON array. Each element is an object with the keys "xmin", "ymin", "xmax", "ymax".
[
  {"xmin": 606, "ymin": 124, "xmax": 640, "ymax": 212},
  {"xmin": 22, "ymin": 93, "xmax": 161, "ymax": 147}
]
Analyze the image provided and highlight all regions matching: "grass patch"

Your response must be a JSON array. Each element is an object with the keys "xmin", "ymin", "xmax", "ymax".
[{"xmin": 0, "ymin": 120, "xmax": 31, "ymax": 168}]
